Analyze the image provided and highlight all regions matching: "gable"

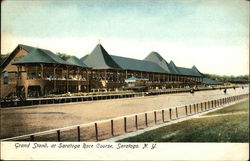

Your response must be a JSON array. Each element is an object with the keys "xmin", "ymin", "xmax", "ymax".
[{"xmin": 1, "ymin": 46, "xmax": 29, "ymax": 72}]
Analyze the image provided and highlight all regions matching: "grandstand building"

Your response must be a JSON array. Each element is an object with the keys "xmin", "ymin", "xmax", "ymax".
[{"xmin": 0, "ymin": 43, "xmax": 218, "ymax": 100}]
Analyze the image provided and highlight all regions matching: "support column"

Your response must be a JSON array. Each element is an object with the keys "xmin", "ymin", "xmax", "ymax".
[
  {"xmin": 77, "ymin": 67, "xmax": 80, "ymax": 93},
  {"xmin": 67, "ymin": 66, "xmax": 69, "ymax": 93},
  {"xmin": 86, "ymin": 69, "xmax": 88, "ymax": 81},
  {"xmin": 24, "ymin": 85, "xmax": 28, "ymax": 99},
  {"xmin": 25, "ymin": 65, "xmax": 28, "ymax": 80},
  {"xmin": 53, "ymin": 64, "xmax": 56, "ymax": 92},
  {"xmin": 40, "ymin": 84, "xmax": 45, "ymax": 96},
  {"xmin": 117, "ymin": 70, "xmax": 119, "ymax": 81},
  {"xmin": 125, "ymin": 70, "xmax": 128, "ymax": 79},
  {"xmin": 36, "ymin": 65, "xmax": 38, "ymax": 78},
  {"xmin": 17, "ymin": 66, "xmax": 20, "ymax": 80},
  {"xmin": 40, "ymin": 64, "xmax": 44, "ymax": 79},
  {"xmin": 104, "ymin": 70, "xmax": 107, "ymax": 81}
]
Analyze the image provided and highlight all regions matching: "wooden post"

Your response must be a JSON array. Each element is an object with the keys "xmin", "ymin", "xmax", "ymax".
[
  {"xmin": 176, "ymin": 107, "xmax": 178, "ymax": 118},
  {"xmin": 35, "ymin": 65, "xmax": 38, "ymax": 78},
  {"xmin": 53, "ymin": 64, "xmax": 56, "ymax": 92},
  {"xmin": 111, "ymin": 120, "xmax": 114, "ymax": 136},
  {"xmin": 189, "ymin": 105, "xmax": 192, "ymax": 114},
  {"xmin": 41, "ymin": 64, "xmax": 44, "ymax": 79},
  {"xmin": 30, "ymin": 135, "xmax": 34, "ymax": 141},
  {"xmin": 57, "ymin": 130, "xmax": 61, "ymax": 141},
  {"xmin": 154, "ymin": 111, "xmax": 157, "ymax": 124},
  {"xmin": 185, "ymin": 106, "xmax": 188, "ymax": 115},
  {"xmin": 169, "ymin": 109, "xmax": 172, "ymax": 120},
  {"xmin": 145, "ymin": 113, "xmax": 148, "ymax": 127},
  {"xmin": 67, "ymin": 66, "xmax": 69, "ymax": 93},
  {"xmin": 77, "ymin": 126, "xmax": 81, "ymax": 141},
  {"xmin": 135, "ymin": 115, "xmax": 138, "ymax": 130},
  {"xmin": 162, "ymin": 110, "xmax": 165, "ymax": 122},
  {"xmin": 124, "ymin": 117, "xmax": 127, "ymax": 133},
  {"xmin": 95, "ymin": 123, "xmax": 98, "ymax": 141}
]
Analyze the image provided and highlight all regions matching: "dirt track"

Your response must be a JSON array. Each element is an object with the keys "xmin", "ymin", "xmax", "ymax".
[{"xmin": 1, "ymin": 87, "xmax": 248, "ymax": 139}]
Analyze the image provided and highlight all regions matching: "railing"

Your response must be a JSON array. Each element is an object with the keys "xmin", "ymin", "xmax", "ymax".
[
  {"xmin": 1, "ymin": 93, "xmax": 248, "ymax": 142},
  {"xmin": 0, "ymin": 86, "xmax": 239, "ymax": 107}
]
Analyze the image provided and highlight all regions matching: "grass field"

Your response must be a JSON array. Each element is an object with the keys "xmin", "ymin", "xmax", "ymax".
[
  {"xmin": 119, "ymin": 100, "xmax": 249, "ymax": 142},
  {"xmin": 205, "ymin": 99, "xmax": 249, "ymax": 115}
]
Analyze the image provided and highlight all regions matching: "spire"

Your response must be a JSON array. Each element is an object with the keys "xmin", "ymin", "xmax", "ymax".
[
  {"xmin": 83, "ymin": 44, "xmax": 121, "ymax": 69},
  {"xmin": 168, "ymin": 60, "xmax": 180, "ymax": 74},
  {"xmin": 144, "ymin": 51, "xmax": 171, "ymax": 73}
]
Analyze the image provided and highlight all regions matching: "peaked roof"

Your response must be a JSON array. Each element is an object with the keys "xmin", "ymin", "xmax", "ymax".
[
  {"xmin": 169, "ymin": 60, "xmax": 180, "ymax": 74},
  {"xmin": 202, "ymin": 77, "xmax": 224, "ymax": 84},
  {"xmin": 111, "ymin": 55, "xmax": 167, "ymax": 73},
  {"xmin": 144, "ymin": 52, "xmax": 171, "ymax": 73},
  {"xmin": 12, "ymin": 45, "xmax": 71, "ymax": 65},
  {"xmin": 177, "ymin": 66, "xmax": 202, "ymax": 77},
  {"xmin": 80, "ymin": 55, "xmax": 89, "ymax": 62},
  {"xmin": 192, "ymin": 65, "xmax": 203, "ymax": 76},
  {"xmin": 83, "ymin": 44, "xmax": 121, "ymax": 70},
  {"xmin": 66, "ymin": 56, "xmax": 89, "ymax": 68}
]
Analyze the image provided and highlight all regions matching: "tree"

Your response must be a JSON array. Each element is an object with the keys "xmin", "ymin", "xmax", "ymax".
[
  {"xmin": 203, "ymin": 73, "xmax": 249, "ymax": 82},
  {"xmin": 56, "ymin": 52, "xmax": 71, "ymax": 61},
  {"xmin": 0, "ymin": 54, "xmax": 10, "ymax": 65}
]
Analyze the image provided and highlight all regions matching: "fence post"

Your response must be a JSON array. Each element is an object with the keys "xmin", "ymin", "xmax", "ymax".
[
  {"xmin": 57, "ymin": 130, "xmax": 61, "ymax": 141},
  {"xmin": 189, "ymin": 105, "xmax": 192, "ymax": 114},
  {"xmin": 154, "ymin": 111, "xmax": 157, "ymax": 124},
  {"xmin": 176, "ymin": 107, "xmax": 178, "ymax": 118},
  {"xmin": 95, "ymin": 123, "xmax": 98, "ymax": 141},
  {"xmin": 124, "ymin": 117, "xmax": 127, "ymax": 133},
  {"xmin": 30, "ymin": 135, "xmax": 34, "ymax": 141},
  {"xmin": 77, "ymin": 126, "xmax": 81, "ymax": 142},
  {"xmin": 135, "ymin": 115, "xmax": 138, "ymax": 130},
  {"xmin": 111, "ymin": 120, "xmax": 114, "ymax": 136},
  {"xmin": 162, "ymin": 110, "xmax": 165, "ymax": 122},
  {"xmin": 169, "ymin": 109, "xmax": 172, "ymax": 120},
  {"xmin": 201, "ymin": 103, "xmax": 203, "ymax": 111},
  {"xmin": 194, "ymin": 104, "xmax": 196, "ymax": 113},
  {"xmin": 145, "ymin": 113, "xmax": 148, "ymax": 127},
  {"xmin": 185, "ymin": 106, "xmax": 188, "ymax": 115}
]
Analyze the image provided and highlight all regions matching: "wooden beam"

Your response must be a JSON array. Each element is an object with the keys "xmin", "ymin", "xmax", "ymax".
[
  {"xmin": 66, "ymin": 66, "xmax": 69, "ymax": 93},
  {"xmin": 40, "ymin": 64, "xmax": 44, "ymax": 79}
]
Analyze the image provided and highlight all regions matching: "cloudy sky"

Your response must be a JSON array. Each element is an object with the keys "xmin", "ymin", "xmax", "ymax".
[{"xmin": 1, "ymin": 0, "xmax": 249, "ymax": 76}]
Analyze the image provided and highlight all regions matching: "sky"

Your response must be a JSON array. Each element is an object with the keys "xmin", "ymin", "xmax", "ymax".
[{"xmin": 1, "ymin": 0, "xmax": 249, "ymax": 76}]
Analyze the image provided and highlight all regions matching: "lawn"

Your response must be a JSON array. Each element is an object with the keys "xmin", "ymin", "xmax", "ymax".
[
  {"xmin": 205, "ymin": 99, "xmax": 249, "ymax": 115},
  {"xmin": 119, "ymin": 100, "xmax": 249, "ymax": 142}
]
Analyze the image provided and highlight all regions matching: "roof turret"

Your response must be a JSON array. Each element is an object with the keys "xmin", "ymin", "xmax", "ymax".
[
  {"xmin": 83, "ymin": 44, "xmax": 121, "ymax": 70},
  {"xmin": 144, "ymin": 52, "xmax": 171, "ymax": 73}
]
